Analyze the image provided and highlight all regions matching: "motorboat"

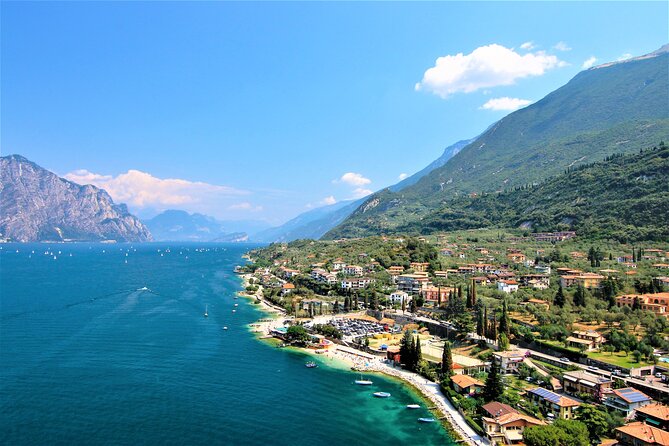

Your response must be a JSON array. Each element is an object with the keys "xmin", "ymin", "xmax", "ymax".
[
  {"xmin": 204, "ymin": 304, "xmax": 208, "ymax": 318},
  {"xmin": 305, "ymin": 361, "xmax": 318, "ymax": 368},
  {"xmin": 406, "ymin": 404, "xmax": 421, "ymax": 409},
  {"xmin": 418, "ymin": 418, "xmax": 436, "ymax": 423},
  {"xmin": 373, "ymin": 392, "xmax": 391, "ymax": 398}
]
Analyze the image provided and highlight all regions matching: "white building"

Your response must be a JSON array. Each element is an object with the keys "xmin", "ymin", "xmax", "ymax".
[
  {"xmin": 388, "ymin": 291, "xmax": 410, "ymax": 304},
  {"xmin": 497, "ymin": 280, "xmax": 519, "ymax": 293}
]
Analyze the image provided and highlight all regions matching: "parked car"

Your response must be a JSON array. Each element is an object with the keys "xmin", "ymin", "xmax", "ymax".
[
  {"xmin": 560, "ymin": 357, "xmax": 571, "ymax": 363},
  {"xmin": 588, "ymin": 366, "xmax": 599, "ymax": 371}
]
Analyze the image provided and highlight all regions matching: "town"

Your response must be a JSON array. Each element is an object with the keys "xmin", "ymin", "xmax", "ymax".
[{"xmin": 241, "ymin": 229, "xmax": 669, "ymax": 446}]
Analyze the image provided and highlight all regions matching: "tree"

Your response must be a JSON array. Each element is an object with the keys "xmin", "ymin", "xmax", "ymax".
[
  {"xmin": 401, "ymin": 296, "xmax": 406, "ymax": 313},
  {"xmin": 576, "ymin": 405, "xmax": 609, "ymax": 444},
  {"xmin": 476, "ymin": 304, "xmax": 485, "ymax": 337},
  {"xmin": 498, "ymin": 332, "xmax": 510, "ymax": 351},
  {"xmin": 524, "ymin": 420, "xmax": 589, "ymax": 446},
  {"xmin": 286, "ymin": 325, "xmax": 310, "ymax": 344},
  {"xmin": 554, "ymin": 285, "xmax": 566, "ymax": 308},
  {"xmin": 498, "ymin": 299, "xmax": 510, "ymax": 337},
  {"xmin": 415, "ymin": 336, "xmax": 423, "ymax": 366},
  {"xmin": 483, "ymin": 361, "xmax": 504, "ymax": 402},
  {"xmin": 573, "ymin": 285, "xmax": 586, "ymax": 307},
  {"xmin": 441, "ymin": 341, "xmax": 453, "ymax": 377},
  {"xmin": 399, "ymin": 330, "xmax": 414, "ymax": 369},
  {"xmin": 632, "ymin": 349, "xmax": 642, "ymax": 363},
  {"xmin": 409, "ymin": 298, "xmax": 417, "ymax": 313}
]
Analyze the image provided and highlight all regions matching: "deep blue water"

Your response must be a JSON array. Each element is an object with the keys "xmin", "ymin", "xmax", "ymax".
[{"xmin": 0, "ymin": 243, "xmax": 454, "ymax": 445}]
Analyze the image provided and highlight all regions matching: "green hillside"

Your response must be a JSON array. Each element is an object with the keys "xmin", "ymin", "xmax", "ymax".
[{"xmin": 326, "ymin": 49, "xmax": 669, "ymax": 239}]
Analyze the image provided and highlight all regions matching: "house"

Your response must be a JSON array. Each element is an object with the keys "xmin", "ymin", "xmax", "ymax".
[
  {"xmin": 410, "ymin": 262, "xmax": 430, "ymax": 273},
  {"xmin": 604, "ymin": 387, "xmax": 653, "ymax": 419},
  {"xmin": 340, "ymin": 277, "xmax": 374, "ymax": 290},
  {"xmin": 534, "ymin": 265, "xmax": 551, "ymax": 274},
  {"xmin": 526, "ymin": 387, "xmax": 580, "ymax": 419},
  {"xmin": 566, "ymin": 330, "xmax": 605, "ymax": 351},
  {"xmin": 560, "ymin": 272, "xmax": 605, "ymax": 289},
  {"xmin": 434, "ymin": 270, "xmax": 449, "ymax": 278},
  {"xmin": 654, "ymin": 277, "xmax": 669, "ymax": 290},
  {"xmin": 617, "ymin": 293, "xmax": 669, "ymax": 318},
  {"xmin": 281, "ymin": 283, "xmax": 295, "ymax": 295},
  {"xmin": 311, "ymin": 269, "xmax": 337, "ymax": 284},
  {"xmin": 615, "ymin": 421, "xmax": 669, "ymax": 446},
  {"xmin": 396, "ymin": 273, "xmax": 430, "ymax": 294},
  {"xmin": 279, "ymin": 267, "xmax": 300, "ymax": 279},
  {"xmin": 452, "ymin": 353, "xmax": 488, "ymax": 376},
  {"xmin": 343, "ymin": 265, "xmax": 363, "ymax": 276},
  {"xmin": 562, "ymin": 370, "xmax": 612, "ymax": 402},
  {"xmin": 451, "ymin": 374, "xmax": 484, "ymax": 395},
  {"xmin": 421, "ymin": 286, "xmax": 454, "ymax": 306},
  {"xmin": 482, "ymin": 403, "xmax": 545, "ymax": 445},
  {"xmin": 637, "ymin": 403, "xmax": 669, "ymax": 430},
  {"xmin": 497, "ymin": 280, "xmax": 519, "ymax": 293},
  {"xmin": 388, "ymin": 291, "xmax": 410, "ymax": 305},
  {"xmin": 506, "ymin": 253, "xmax": 526, "ymax": 264},
  {"xmin": 332, "ymin": 259, "xmax": 346, "ymax": 270},
  {"xmin": 519, "ymin": 274, "xmax": 550, "ymax": 289},
  {"xmin": 387, "ymin": 266, "xmax": 404, "ymax": 277},
  {"xmin": 493, "ymin": 350, "xmax": 525, "ymax": 374}
]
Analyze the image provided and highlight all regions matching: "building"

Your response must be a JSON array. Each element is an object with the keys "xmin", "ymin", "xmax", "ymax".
[
  {"xmin": 343, "ymin": 265, "xmax": 363, "ymax": 276},
  {"xmin": 332, "ymin": 259, "xmax": 346, "ymax": 270},
  {"xmin": 396, "ymin": 273, "xmax": 430, "ymax": 294},
  {"xmin": 637, "ymin": 403, "xmax": 669, "ymax": 430},
  {"xmin": 387, "ymin": 266, "xmax": 404, "ymax": 277},
  {"xmin": 452, "ymin": 353, "xmax": 488, "ymax": 376},
  {"xmin": 604, "ymin": 387, "xmax": 653, "ymax": 419},
  {"xmin": 281, "ymin": 283, "xmax": 295, "ymax": 295},
  {"xmin": 482, "ymin": 404, "xmax": 545, "ymax": 445},
  {"xmin": 526, "ymin": 387, "xmax": 580, "ymax": 419},
  {"xmin": 562, "ymin": 370, "xmax": 612, "ymax": 402},
  {"xmin": 388, "ymin": 291, "xmax": 410, "ymax": 305},
  {"xmin": 421, "ymin": 286, "xmax": 454, "ymax": 306},
  {"xmin": 615, "ymin": 421, "xmax": 669, "ymax": 446},
  {"xmin": 410, "ymin": 262, "xmax": 430, "ymax": 273},
  {"xmin": 451, "ymin": 374, "xmax": 484, "ymax": 395},
  {"xmin": 340, "ymin": 277, "xmax": 374, "ymax": 290},
  {"xmin": 519, "ymin": 274, "xmax": 550, "ymax": 289},
  {"xmin": 560, "ymin": 272, "xmax": 605, "ymax": 289},
  {"xmin": 566, "ymin": 330, "xmax": 605, "ymax": 351},
  {"xmin": 279, "ymin": 267, "xmax": 300, "ymax": 279},
  {"xmin": 493, "ymin": 350, "xmax": 525, "ymax": 374},
  {"xmin": 497, "ymin": 280, "xmax": 519, "ymax": 293},
  {"xmin": 617, "ymin": 293, "xmax": 669, "ymax": 318},
  {"xmin": 506, "ymin": 253, "xmax": 526, "ymax": 264}
]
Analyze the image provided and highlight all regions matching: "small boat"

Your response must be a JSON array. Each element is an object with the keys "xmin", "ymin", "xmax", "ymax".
[
  {"xmin": 223, "ymin": 327, "xmax": 228, "ymax": 330},
  {"xmin": 406, "ymin": 404, "xmax": 421, "ymax": 409},
  {"xmin": 305, "ymin": 361, "xmax": 318, "ymax": 368},
  {"xmin": 355, "ymin": 379, "xmax": 373, "ymax": 385},
  {"xmin": 373, "ymin": 392, "xmax": 391, "ymax": 398},
  {"xmin": 418, "ymin": 418, "xmax": 436, "ymax": 423},
  {"xmin": 234, "ymin": 303, "xmax": 239, "ymax": 307},
  {"xmin": 204, "ymin": 304, "xmax": 208, "ymax": 318},
  {"xmin": 232, "ymin": 309, "xmax": 236, "ymax": 313}
]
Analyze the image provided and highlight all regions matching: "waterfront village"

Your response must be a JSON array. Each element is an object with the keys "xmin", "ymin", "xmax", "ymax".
[{"xmin": 239, "ymin": 230, "xmax": 669, "ymax": 446}]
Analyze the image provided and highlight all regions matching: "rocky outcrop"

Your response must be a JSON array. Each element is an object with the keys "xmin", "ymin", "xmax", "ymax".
[{"xmin": 0, "ymin": 155, "xmax": 152, "ymax": 242}]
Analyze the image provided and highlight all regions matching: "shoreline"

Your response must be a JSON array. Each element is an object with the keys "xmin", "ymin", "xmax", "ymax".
[{"xmin": 237, "ymin": 271, "xmax": 487, "ymax": 446}]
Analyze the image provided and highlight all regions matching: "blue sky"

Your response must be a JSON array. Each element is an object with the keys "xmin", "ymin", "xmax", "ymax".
[{"xmin": 2, "ymin": 1, "xmax": 667, "ymax": 224}]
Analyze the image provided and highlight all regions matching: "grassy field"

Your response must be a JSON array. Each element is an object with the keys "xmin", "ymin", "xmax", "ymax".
[{"xmin": 588, "ymin": 351, "xmax": 651, "ymax": 369}]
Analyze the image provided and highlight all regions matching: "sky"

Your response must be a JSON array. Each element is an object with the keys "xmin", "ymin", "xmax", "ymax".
[{"xmin": 2, "ymin": 1, "xmax": 667, "ymax": 225}]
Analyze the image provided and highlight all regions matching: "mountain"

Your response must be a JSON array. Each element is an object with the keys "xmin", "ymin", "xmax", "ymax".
[
  {"xmin": 0, "ymin": 155, "xmax": 151, "ymax": 242},
  {"xmin": 143, "ymin": 210, "xmax": 246, "ymax": 242},
  {"xmin": 388, "ymin": 138, "xmax": 474, "ymax": 192},
  {"xmin": 408, "ymin": 143, "xmax": 669, "ymax": 242},
  {"xmin": 251, "ymin": 198, "xmax": 365, "ymax": 243},
  {"xmin": 325, "ymin": 46, "xmax": 669, "ymax": 239}
]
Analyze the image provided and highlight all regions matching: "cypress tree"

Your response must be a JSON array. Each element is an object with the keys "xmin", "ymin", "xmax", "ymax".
[
  {"xmin": 401, "ymin": 296, "xmax": 406, "ymax": 313},
  {"xmin": 415, "ymin": 335, "xmax": 423, "ymax": 366},
  {"xmin": 483, "ymin": 360, "xmax": 504, "ymax": 402},
  {"xmin": 458, "ymin": 285, "xmax": 463, "ymax": 300},
  {"xmin": 574, "ymin": 285, "xmax": 586, "ymax": 307},
  {"xmin": 476, "ymin": 304, "xmax": 485, "ymax": 337},
  {"xmin": 441, "ymin": 341, "xmax": 453, "ymax": 377},
  {"xmin": 499, "ymin": 299, "xmax": 510, "ymax": 337},
  {"xmin": 400, "ymin": 330, "xmax": 413, "ymax": 369},
  {"xmin": 555, "ymin": 284, "xmax": 566, "ymax": 308},
  {"xmin": 489, "ymin": 313, "xmax": 498, "ymax": 341},
  {"xmin": 409, "ymin": 335, "xmax": 418, "ymax": 371},
  {"xmin": 471, "ymin": 279, "xmax": 477, "ymax": 307},
  {"xmin": 483, "ymin": 306, "xmax": 489, "ymax": 339},
  {"xmin": 437, "ymin": 286, "xmax": 442, "ymax": 307}
]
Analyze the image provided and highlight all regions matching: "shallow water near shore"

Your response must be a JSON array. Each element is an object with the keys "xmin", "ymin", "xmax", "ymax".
[{"xmin": 0, "ymin": 243, "xmax": 455, "ymax": 445}]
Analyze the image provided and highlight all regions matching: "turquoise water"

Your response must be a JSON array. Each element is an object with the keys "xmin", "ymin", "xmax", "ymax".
[{"xmin": 0, "ymin": 243, "xmax": 454, "ymax": 445}]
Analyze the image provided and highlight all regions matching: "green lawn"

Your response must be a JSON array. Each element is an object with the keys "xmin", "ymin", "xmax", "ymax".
[{"xmin": 587, "ymin": 351, "xmax": 650, "ymax": 369}]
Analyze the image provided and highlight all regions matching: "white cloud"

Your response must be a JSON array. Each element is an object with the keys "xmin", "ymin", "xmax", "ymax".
[
  {"xmin": 351, "ymin": 188, "xmax": 373, "ymax": 199},
  {"xmin": 227, "ymin": 202, "xmax": 263, "ymax": 212},
  {"xmin": 335, "ymin": 172, "xmax": 372, "ymax": 186},
  {"xmin": 321, "ymin": 195, "xmax": 337, "ymax": 206},
  {"xmin": 64, "ymin": 168, "xmax": 248, "ymax": 211},
  {"xmin": 481, "ymin": 97, "xmax": 532, "ymax": 111},
  {"xmin": 582, "ymin": 56, "xmax": 598, "ymax": 69},
  {"xmin": 618, "ymin": 53, "xmax": 633, "ymax": 61},
  {"xmin": 398, "ymin": 173, "xmax": 409, "ymax": 180},
  {"xmin": 415, "ymin": 44, "xmax": 565, "ymax": 98},
  {"xmin": 520, "ymin": 41, "xmax": 535, "ymax": 50},
  {"xmin": 553, "ymin": 41, "xmax": 572, "ymax": 51}
]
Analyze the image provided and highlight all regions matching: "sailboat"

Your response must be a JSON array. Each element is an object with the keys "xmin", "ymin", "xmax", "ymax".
[
  {"xmin": 204, "ymin": 304, "xmax": 208, "ymax": 318},
  {"xmin": 355, "ymin": 374, "xmax": 373, "ymax": 386}
]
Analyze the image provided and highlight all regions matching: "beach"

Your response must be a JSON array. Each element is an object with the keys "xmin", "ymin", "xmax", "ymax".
[{"xmin": 242, "ymin": 273, "xmax": 488, "ymax": 446}]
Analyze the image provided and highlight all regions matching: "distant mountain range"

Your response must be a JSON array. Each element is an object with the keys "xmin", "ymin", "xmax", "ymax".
[
  {"xmin": 250, "ymin": 137, "xmax": 472, "ymax": 243},
  {"xmin": 0, "ymin": 155, "xmax": 151, "ymax": 242},
  {"xmin": 325, "ymin": 45, "xmax": 669, "ymax": 239},
  {"xmin": 144, "ymin": 210, "xmax": 270, "ymax": 242}
]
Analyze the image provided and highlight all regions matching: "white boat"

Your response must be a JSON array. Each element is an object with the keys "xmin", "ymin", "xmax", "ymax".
[
  {"xmin": 234, "ymin": 303, "xmax": 239, "ymax": 307},
  {"xmin": 355, "ymin": 379, "xmax": 373, "ymax": 385},
  {"xmin": 373, "ymin": 392, "xmax": 391, "ymax": 398},
  {"xmin": 223, "ymin": 326, "xmax": 228, "ymax": 330},
  {"xmin": 406, "ymin": 404, "xmax": 421, "ymax": 409},
  {"xmin": 204, "ymin": 304, "xmax": 208, "ymax": 318},
  {"xmin": 232, "ymin": 309, "xmax": 236, "ymax": 313},
  {"xmin": 418, "ymin": 417, "xmax": 436, "ymax": 423}
]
